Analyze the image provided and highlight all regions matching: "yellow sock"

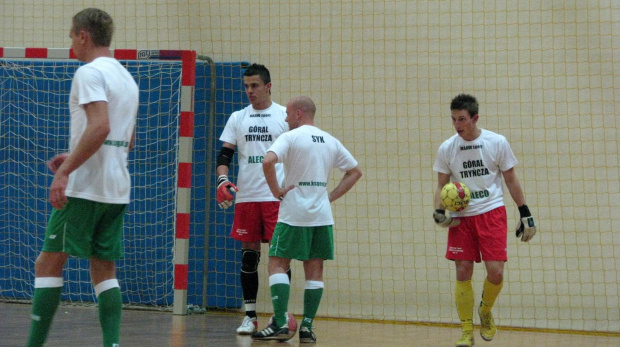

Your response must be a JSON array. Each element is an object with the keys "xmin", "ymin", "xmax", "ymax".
[
  {"xmin": 455, "ymin": 280, "xmax": 474, "ymax": 332},
  {"xmin": 480, "ymin": 278, "xmax": 504, "ymax": 314}
]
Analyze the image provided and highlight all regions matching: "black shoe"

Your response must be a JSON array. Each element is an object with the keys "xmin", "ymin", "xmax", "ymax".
[
  {"xmin": 251, "ymin": 322, "xmax": 291, "ymax": 341},
  {"xmin": 299, "ymin": 327, "xmax": 316, "ymax": 343}
]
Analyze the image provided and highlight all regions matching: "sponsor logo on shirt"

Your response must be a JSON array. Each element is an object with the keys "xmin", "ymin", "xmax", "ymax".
[
  {"xmin": 245, "ymin": 126, "xmax": 273, "ymax": 142},
  {"xmin": 460, "ymin": 145, "xmax": 483, "ymax": 150},
  {"xmin": 470, "ymin": 190, "xmax": 490, "ymax": 199},
  {"xmin": 103, "ymin": 140, "xmax": 130, "ymax": 148},
  {"xmin": 311, "ymin": 135, "xmax": 325, "ymax": 143},
  {"xmin": 298, "ymin": 181, "xmax": 327, "ymax": 187},
  {"xmin": 248, "ymin": 156, "xmax": 264, "ymax": 164},
  {"xmin": 458, "ymin": 159, "xmax": 490, "ymax": 178}
]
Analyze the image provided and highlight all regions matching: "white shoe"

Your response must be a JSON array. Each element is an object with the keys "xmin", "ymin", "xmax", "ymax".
[{"xmin": 237, "ymin": 316, "xmax": 258, "ymax": 335}]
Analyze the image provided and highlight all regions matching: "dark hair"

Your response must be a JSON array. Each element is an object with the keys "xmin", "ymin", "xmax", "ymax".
[
  {"xmin": 243, "ymin": 63, "xmax": 271, "ymax": 85},
  {"xmin": 450, "ymin": 94, "xmax": 479, "ymax": 117},
  {"xmin": 72, "ymin": 8, "xmax": 114, "ymax": 47}
]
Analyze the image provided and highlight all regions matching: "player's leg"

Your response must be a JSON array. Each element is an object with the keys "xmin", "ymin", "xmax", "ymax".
[
  {"xmin": 252, "ymin": 255, "xmax": 292, "ymax": 340},
  {"xmin": 300, "ymin": 259, "xmax": 324, "ymax": 343},
  {"xmin": 478, "ymin": 261, "xmax": 503, "ymax": 342},
  {"xmin": 268, "ymin": 256, "xmax": 293, "ymax": 327},
  {"xmin": 454, "ymin": 260, "xmax": 475, "ymax": 347},
  {"xmin": 27, "ymin": 200, "xmax": 87, "ymax": 347},
  {"xmin": 477, "ymin": 207, "xmax": 508, "ymax": 341},
  {"xmin": 91, "ymin": 258, "xmax": 121, "ymax": 347},
  {"xmin": 299, "ymin": 225, "xmax": 333, "ymax": 343},
  {"xmin": 238, "ymin": 242, "xmax": 261, "ymax": 334},
  {"xmin": 447, "ymin": 217, "xmax": 480, "ymax": 347},
  {"xmin": 27, "ymin": 251, "xmax": 68, "ymax": 347},
  {"xmin": 90, "ymin": 202, "xmax": 126, "ymax": 347},
  {"xmin": 231, "ymin": 202, "xmax": 263, "ymax": 334},
  {"xmin": 261, "ymin": 201, "xmax": 292, "ymax": 281},
  {"xmin": 480, "ymin": 260, "xmax": 504, "ymax": 313},
  {"xmin": 253, "ymin": 222, "xmax": 298, "ymax": 341}
]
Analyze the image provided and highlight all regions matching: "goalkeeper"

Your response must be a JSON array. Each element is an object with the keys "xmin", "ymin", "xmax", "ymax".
[
  {"xmin": 215, "ymin": 63, "xmax": 289, "ymax": 335},
  {"xmin": 432, "ymin": 94, "xmax": 537, "ymax": 347}
]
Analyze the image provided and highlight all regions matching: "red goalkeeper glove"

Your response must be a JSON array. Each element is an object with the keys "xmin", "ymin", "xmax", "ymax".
[
  {"xmin": 216, "ymin": 175, "xmax": 238, "ymax": 209},
  {"xmin": 515, "ymin": 204, "xmax": 537, "ymax": 242},
  {"xmin": 433, "ymin": 209, "xmax": 460, "ymax": 228}
]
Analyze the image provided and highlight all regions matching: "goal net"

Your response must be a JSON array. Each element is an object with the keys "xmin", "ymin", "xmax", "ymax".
[
  {"xmin": 0, "ymin": 50, "xmax": 187, "ymax": 308},
  {"xmin": 0, "ymin": 49, "xmax": 258, "ymax": 314}
]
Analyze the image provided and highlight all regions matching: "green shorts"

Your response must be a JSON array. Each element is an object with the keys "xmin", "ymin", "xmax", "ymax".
[
  {"xmin": 269, "ymin": 222, "xmax": 334, "ymax": 261},
  {"xmin": 43, "ymin": 197, "xmax": 127, "ymax": 261}
]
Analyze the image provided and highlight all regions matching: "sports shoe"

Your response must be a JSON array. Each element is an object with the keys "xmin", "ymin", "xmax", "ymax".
[
  {"xmin": 455, "ymin": 331, "xmax": 475, "ymax": 347},
  {"xmin": 299, "ymin": 327, "xmax": 316, "ymax": 343},
  {"xmin": 236, "ymin": 316, "xmax": 258, "ymax": 335},
  {"xmin": 478, "ymin": 306, "xmax": 497, "ymax": 341},
  {"xmin": 251, "ymin": 317, "xmax": 291, "ymax": 341}
]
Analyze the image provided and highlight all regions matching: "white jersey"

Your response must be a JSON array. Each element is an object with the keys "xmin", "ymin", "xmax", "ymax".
[
  {"xmin": 66, "ymin": 57, "xmax": 139, "ymax": 204},
  {"xmin": 267, "ymin": 125, "xmax": 358, "ymax": 226},
  {"xmin": 219, "ymin": 102, "xmax": 288, "ymax": 203},
  {"xmin": 433, "ymin": 129, "xmax": 518, "ymax": 217}
]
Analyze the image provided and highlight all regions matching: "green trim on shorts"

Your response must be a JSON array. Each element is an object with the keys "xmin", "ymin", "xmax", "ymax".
[
  {"xmin": 43, "ymin": 197, "xmax": 127, "ymax": 261},
  {"xmin": 268, "ymin": 222, "xmax": 334, "ymax": 260}
]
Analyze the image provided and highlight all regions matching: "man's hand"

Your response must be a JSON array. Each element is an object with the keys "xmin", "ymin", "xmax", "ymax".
[
  {"xmin": 433, "ymin": 209, "xmax": 460, "ymax": 227},
  {"xmin": 49, "ymin": 172, "xmax": 69, "ymax": 210},
  {"xmin": 47, "ymin": 153, "xmax": 69, "ymax": 173},
  {"xmin": 516, "ymin": 204, "xmax": 537, "ymax": 242},
  {"xmin": 272, "ymin": 185, "xmax": 295, "ymax": 201},
  {"xmin": 216, "ymin": 175, "xmax": 238, "ymax": 209},
  {"xmin": 47, "ymin": 153, "xmax": 70, "ymax": 209}
]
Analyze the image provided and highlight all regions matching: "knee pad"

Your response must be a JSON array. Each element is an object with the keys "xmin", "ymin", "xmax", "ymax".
[{"xmin": 241, "ymin": 249, "xmax": 260, "ymax": 273}]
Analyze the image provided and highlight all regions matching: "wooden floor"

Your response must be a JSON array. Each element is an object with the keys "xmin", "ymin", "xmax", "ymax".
[{"xmin": 1, "ymin": 302, "xmax": 618, "ymax": 347}]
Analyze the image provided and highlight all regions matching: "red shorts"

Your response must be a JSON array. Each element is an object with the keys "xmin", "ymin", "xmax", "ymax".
[
  {"xmin": 445, "ymin": 206, "xmax": 507, "ymax": 262},
  {"xmin": 231, "ymin": 201, "xmax": 280, "ymax": 243}
]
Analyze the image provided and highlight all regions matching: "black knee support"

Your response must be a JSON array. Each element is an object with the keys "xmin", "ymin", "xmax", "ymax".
[{"xmin": 241, "ymin": 249, "xmax": 260, "ymax": 273}]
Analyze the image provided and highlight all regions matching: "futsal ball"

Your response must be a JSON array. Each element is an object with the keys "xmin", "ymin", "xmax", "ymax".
[
  {"xmin": 441, "ymin": 181, "xmax": 471, "ymax": 212},
  {"xmin": 267, "ymin": 313, "xmax": 298, "ymax": 340}
]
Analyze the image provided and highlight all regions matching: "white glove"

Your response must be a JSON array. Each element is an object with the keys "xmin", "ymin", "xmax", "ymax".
[
  {"xmin": 216, "ymin": 175, "xmax": 238, "ymax": 209},
  {"xmin": 433, "ymin": 209, "xmax": 460, "ymax": 228},
  {"xmin": 515, "ymin": 204, "xmax": 537, "ymax": 242}
]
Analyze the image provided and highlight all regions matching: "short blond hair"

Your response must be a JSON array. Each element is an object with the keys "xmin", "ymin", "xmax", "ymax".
[{"xmin": 72, "ymin": 8, "xmax": 114, "ymax": 47}]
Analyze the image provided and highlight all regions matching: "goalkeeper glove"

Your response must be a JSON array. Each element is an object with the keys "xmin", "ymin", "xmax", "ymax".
[
  {"xmin": 515, "ymin": 204, "xmax": 537, "ymax": 242},
  {"xmin": 216, "ymin": 175, "xmax": 238, "ymax": 209},
  {"xmin": 433, "ymin": 209, "xmax": 460, "ymax": 227}
]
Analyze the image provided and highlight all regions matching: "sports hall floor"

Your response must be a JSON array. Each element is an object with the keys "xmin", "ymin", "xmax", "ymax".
[{"xmin": 1, "ymin": 302, "xmax": 618, "ymax": 346}]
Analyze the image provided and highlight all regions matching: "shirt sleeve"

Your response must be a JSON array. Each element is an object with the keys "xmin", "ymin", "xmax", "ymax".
[
  {"xmin": 498, "ymin": 137, "xmax": 518, "ymax": 171},
  {"xmin": 433, "ymin": 142, "xmax": 451, "ymax": 174},
  {"xmin": 219, "ymin": 112, "xmax": 238, "ymax": 145},
  {"xmin": 75, "ymin": 66, "xmax": 107, "ymax": 105},
  {"xmin": 334, "ymin": 139, "xmax": 358, "ymax": 171},
  {"xmin": 267, "ymin": 132, "xmax": 290, "ymax": 163}
]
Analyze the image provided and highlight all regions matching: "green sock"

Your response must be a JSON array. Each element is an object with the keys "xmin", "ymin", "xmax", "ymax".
[
  {"xmin": 269, "ymin": 273, "xmax": 290, "ymax": 327},
  {"xmin": 98, "ymin": 286, "xmax": 122, "ymax": 347},
  {"xmin": 271, "ymin": 283, "xmax": 290, "ymax": 326},
  {"xmin": 302, "ymin": 287, "xmax": 323, "ymax": 330},
  {"xmin": 27, "ymin": 286, "xmax": 62, "ymax": 347}
]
